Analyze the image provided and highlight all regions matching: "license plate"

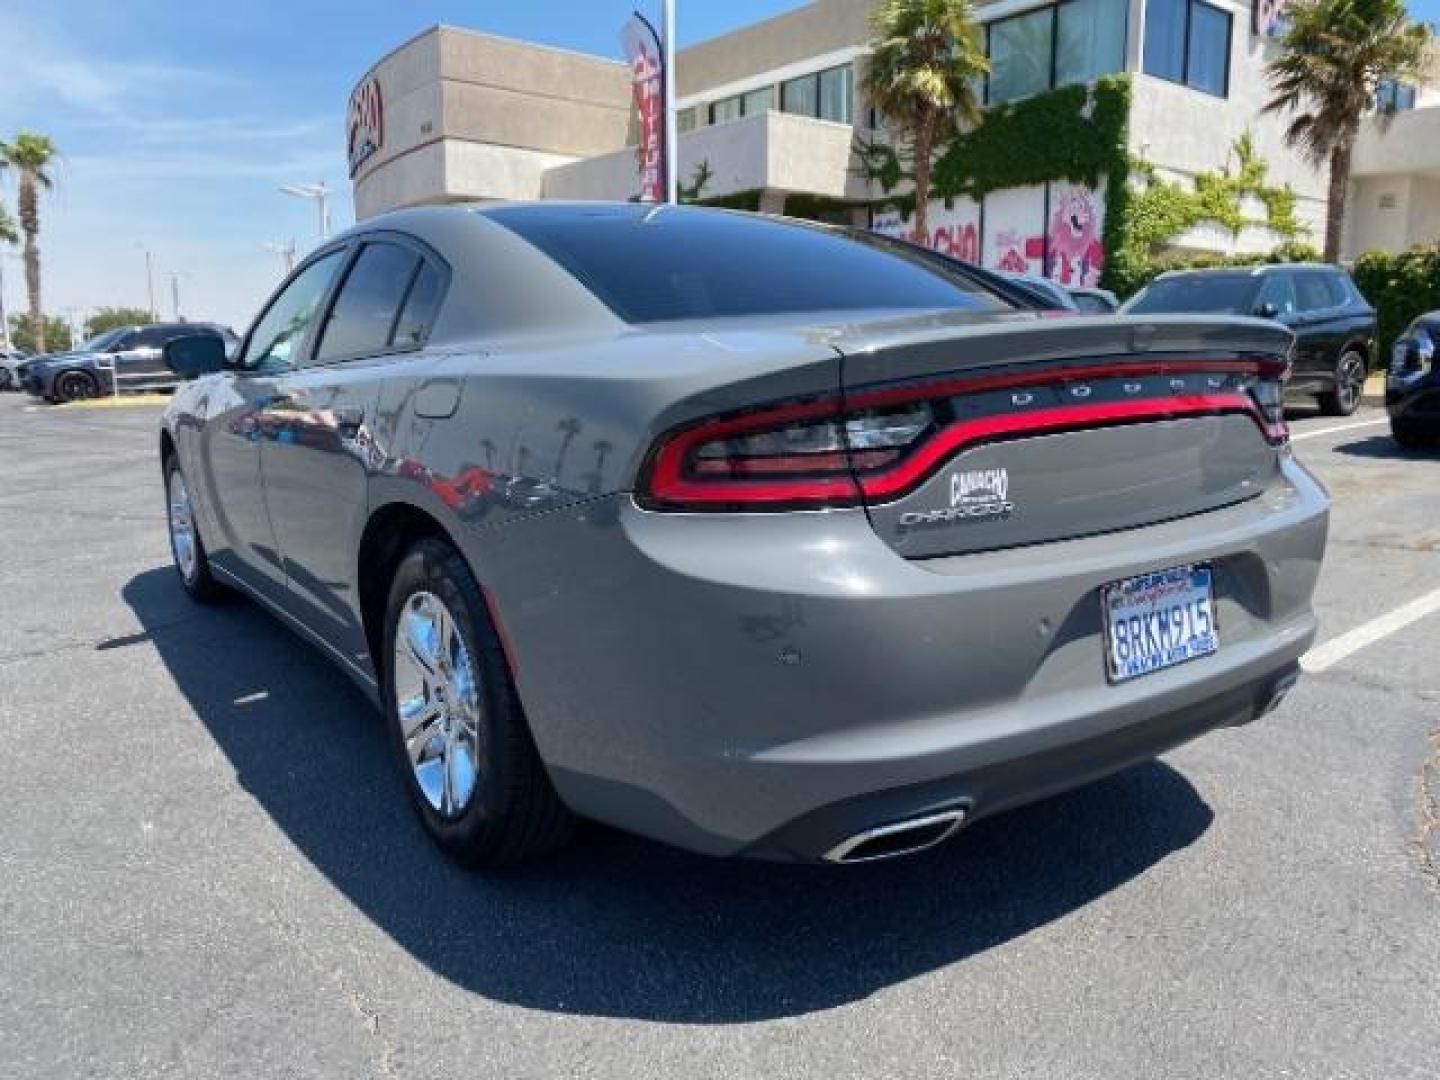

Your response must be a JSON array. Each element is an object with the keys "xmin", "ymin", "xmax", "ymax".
[{"xmin": 1102, "ymin": 565, "xmax": 1218, "ymax": 683}]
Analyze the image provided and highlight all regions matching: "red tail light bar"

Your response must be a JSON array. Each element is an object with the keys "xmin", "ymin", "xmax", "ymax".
[{"xmin": 639, "ymin": 357, "xmax": 1291, "ymax": 511}]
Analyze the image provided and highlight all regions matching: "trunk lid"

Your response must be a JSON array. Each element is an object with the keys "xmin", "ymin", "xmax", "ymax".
[{"xmin": 832, "ymin": 313, "xmax": 1294, "ymax": 558}]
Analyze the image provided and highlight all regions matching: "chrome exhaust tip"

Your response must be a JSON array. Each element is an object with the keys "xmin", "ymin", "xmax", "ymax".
[{"xmin": 823, "ymin": 807, "xmax": 969, "ymax": 864}]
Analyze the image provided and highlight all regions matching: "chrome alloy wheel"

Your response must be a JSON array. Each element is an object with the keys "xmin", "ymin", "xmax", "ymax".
[
  {"xmin": 392, "ymin": 591, "xmax": 482, "ymax": 818},
  {"xmin": 1336, "ymin": 352, "xmax": 1366, "ymax": 413},
  {"xmin": 167, "ymin": 469, "xmax": 198, "ymax": 582}
]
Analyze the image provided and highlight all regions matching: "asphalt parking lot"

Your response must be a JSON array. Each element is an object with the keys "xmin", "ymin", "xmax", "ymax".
[{"xmin": 1, "ymin": 390, "xmax": 1436, "ymax": 1079}]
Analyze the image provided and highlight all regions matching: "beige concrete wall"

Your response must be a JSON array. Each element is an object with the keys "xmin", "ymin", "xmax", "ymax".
[
  {"xmin": 351, "ymin": 29, "xmax": 445, "ymax": 187},
  {"xmin": 1347, "ymin": 174, "xmax": 1440, "ymax": 256},
  {"xmin": 352, "ymin": 24, "xmax": 633, "ymax": 216},
  {"xmin": 542, "ymin": 110, "xmax": 862, "ymax": 203},
  {"xmin": 436, "ymin": 28, "xmax": 632, "ymax": 157},
  {"xmin": 676, "ymin": 0, "xmax": 873, "ymax": 98},
  {"xmin": 1353, "ymin": 106, "xmax": 1440, "ymax": 177}
]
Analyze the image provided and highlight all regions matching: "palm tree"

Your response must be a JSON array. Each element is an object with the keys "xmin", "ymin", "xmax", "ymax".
[
  {"xmin": 863, "ymin": 0, "xmax": 988, "ymax": 244},
  {"xmin": 0, "ymin": 133, "xmax": 59, "ymax": 353},
  {"xmin": 1264, "ymin": 0, "xmax": 1431, "ymax": 261},
  {"xmin": 0, "ymin": 202, "xmax": 16, "ymax": 352}
]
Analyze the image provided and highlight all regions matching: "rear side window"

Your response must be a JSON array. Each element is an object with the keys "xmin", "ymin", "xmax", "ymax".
[
  {"xmin": 1254, "ymin": 273, "xmax": 1297, "ymax": 316},
  {"xmin": 392, "ymin": 261, "xmax": 445, "ymax": 348},
  {"xmin": 314, "ymin": 242, "xmax": 421, "ymax": 363},
  {"xmin": 1294, "ymin": 272, "xmax": 1337, "ymax": 312},
  {"xmin": 485, "ymin": 205, "xmax": 1008, "ymax": 324}
]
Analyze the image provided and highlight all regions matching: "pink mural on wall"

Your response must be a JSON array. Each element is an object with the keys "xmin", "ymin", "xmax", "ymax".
[
  {"xmin": 1046, "ymin": 184, "xmax": 1106, "ymax": 287},
  {"xmin": 983, "ymin": 186, "xmax": 1046, "ymax": 276},
  {"xmin": 871, "ymin": 198, "xmax": 982, "ymax": 262}
]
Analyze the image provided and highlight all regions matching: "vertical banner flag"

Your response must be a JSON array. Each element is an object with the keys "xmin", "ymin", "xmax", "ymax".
[{"xmin": 621, "ymin": 13, "xmax": 667, "ymax": 203}]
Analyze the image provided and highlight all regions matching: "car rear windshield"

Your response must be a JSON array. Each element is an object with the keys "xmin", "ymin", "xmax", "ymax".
[
  {"xmin": 1125, "ymin": 274, "xmax": 1259, "ymax": 315},
  {"xmin": 483, "ymin": 205, "xmax": 1010, "ymax": 324}
]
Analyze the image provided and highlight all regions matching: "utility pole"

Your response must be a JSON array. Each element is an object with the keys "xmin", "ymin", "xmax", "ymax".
[
  {"xmin": 664, "ymin": 0, "xmax": 678, "ymax": 204},
  {"xmin": 167, "ymin": 272, "xmax": 186, "ymax": 322}
]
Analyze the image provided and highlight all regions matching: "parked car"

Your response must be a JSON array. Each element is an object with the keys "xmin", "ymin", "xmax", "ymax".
[
  {"xmin": 158, "ymin": 204, "xmax": 1327, "ymax": 868},
  {"xmin": 0, "ymin": 348, "xmax": 30, "ymax": 391},
  {"xmin": 23, "ymin": 322, "xmax": 238, "ymax": 403},
  {"xmin": 1001, "ymin": 271, "xmax": 1080, "ymax": 311},
  {"xmin": 1122, "ymin": 265, "xmax": 1377, "ymax": 415},
  {"xmin": 1386, "ymin": 310, "xmax": 1440, "ymax": 446},
  {"xmin": 1069, "ymin": 286, "xmax": 1120, "ymax": 314}
]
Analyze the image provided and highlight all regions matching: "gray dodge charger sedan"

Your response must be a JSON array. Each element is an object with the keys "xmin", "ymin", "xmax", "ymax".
[{"xmin": 157, "ymin": 204, "xmax": 1328, "ymax": 867}]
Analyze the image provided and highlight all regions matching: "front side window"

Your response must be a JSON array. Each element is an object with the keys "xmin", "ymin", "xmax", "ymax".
[
  {"xmin": 239, "ymin": 250, "xmax": 346, "ymax": 372},
  {"xmin": 314, "ymin": 242, "xmax": 421, "ymax": 363},
  {"xmin": 1145, "ymin": 0, "xmax": 1231, "ymax": 97},
  {"xmin": 988, "ymin": 8, "xmax": 1054, "ymax": 105}
]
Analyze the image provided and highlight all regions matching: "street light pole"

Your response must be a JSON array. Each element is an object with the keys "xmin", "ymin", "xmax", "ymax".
[
  {"xmin": 279, "ymin": 182, "xmax": 331, "ymax": 242},
  {"xmin": 0, "ymin": 256, "xmax": 10, "ymax": 352},
  {"xmin": 167, "ymin": 272, "xmax": 185, "ymax": 321},
  {"xmin": 136, "ymin": 243, "xmax": 157, "ymax": 322}
]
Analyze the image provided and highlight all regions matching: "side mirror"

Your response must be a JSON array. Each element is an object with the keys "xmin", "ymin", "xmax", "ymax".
[
  {"xmin": 1255, "ymin": 301, "xmax": 1280, "ymax": 319},
  {"xmin": 163, "ymin": 334, "xmax": 228, "ymax": 379}
]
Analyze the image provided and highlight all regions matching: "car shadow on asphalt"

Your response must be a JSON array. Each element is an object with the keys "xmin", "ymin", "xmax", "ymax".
[
  {"xmin": 1331, "ymin": 434, "xmax": 1439, "ymax": 460},
  {"xmin": 121, "ymin": 566, "xmax": 1214, "ymax": 1024}
]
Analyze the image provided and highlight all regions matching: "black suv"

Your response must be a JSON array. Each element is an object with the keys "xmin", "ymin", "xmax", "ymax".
[
  {"xmin": 22, "ymin": 322, "xmax": 238, "ymax": 403},
  {"xmin": 1123, "ymin": 265, "xmax": 1377, "ymax": 415},
  {"xmin": 1386, "ymin": 311, "xmax": 1440, "ymax": 446}
]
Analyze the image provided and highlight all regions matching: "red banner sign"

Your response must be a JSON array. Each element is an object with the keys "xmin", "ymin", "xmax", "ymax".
[{"xmin": 621, "ymin": 14, "xmax": 666, "ymax": 203}]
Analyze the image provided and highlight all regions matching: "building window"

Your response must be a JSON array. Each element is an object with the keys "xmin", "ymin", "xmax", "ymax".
[
  {"xmin": 1056, "ymin": 0, "xmax": 1127, "ymax": 86},
  {"xmin": 677, "ymin": 107, "xmax": 697, "ymax": 133},
  {"xmin": 781, "ymin": 64, "xmax": 853, "ymax": 123},
  {"xmin": 1377, "ymin": 79, "xmax": 1417, "ymax": 112},
  {"xmin": 709, "ymin": 95, "xmax": 743, "ymax": 125},
  {"xmin": 708, "ymin": 87, "xmax": 773, "ymax": 125},
  {"xmin": 988, "ymin": 8, "xmax": 1053, "ymax": 105},
  {"xmin": 1143, "ymin": 0, "xmax": 1232, "ymax": 97},
  {"xmin": 743, "ymin": 86, "xmax": 774, "ymax": 115},
  {"xmin": 984, "ymin": 0, "xmax": 1127, "ymax": 106}
]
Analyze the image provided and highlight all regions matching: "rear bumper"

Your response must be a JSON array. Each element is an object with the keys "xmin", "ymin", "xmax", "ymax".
[
  {"xmin": 1386, "ymin": 372, "xmax": 1440, "ymax": 423},
  {"xmin": 470, "ymin": 455, "xmax": 1329, "ymax": 860}
]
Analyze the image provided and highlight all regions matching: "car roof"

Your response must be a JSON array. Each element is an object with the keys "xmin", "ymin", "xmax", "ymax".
[{"xmin": 1155, "ymin": 263, "xmax": 1342, "ymax": 281}]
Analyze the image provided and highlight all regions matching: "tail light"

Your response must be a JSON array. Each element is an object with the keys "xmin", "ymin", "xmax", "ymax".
[{"xmin": 639, "ymin": 356, "xmax": 1291, "ymax": 511}]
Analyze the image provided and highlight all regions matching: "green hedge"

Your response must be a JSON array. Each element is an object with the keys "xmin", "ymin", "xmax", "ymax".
[{"xmin": 1351, "ymin": 245, "xmax": 1440, "ymax": 348}]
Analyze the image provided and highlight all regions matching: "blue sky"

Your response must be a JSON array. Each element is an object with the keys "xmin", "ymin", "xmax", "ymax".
[
  {"xmin": 2, "ymin": 0, "xmax": 1438, "ymax": 333},
  {"xmin": 0, "ymin": 0, "xmax": 810, "ymax": 332}
]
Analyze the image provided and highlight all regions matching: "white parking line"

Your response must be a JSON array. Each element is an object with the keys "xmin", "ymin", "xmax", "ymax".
[
  {"xmin": 1303, "ymin": 586, "xmax": 1440, "ymax": 673},
  {"xmin": 1291, "ymin": 417, "xmax": 1388, "ymax": 442}
]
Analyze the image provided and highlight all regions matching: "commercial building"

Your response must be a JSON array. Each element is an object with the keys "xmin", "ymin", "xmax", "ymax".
[{"xmin": 348, "ymin": 0, "xmax": 1439, "ymax": 281}]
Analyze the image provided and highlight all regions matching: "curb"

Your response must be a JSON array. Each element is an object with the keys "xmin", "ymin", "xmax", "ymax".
[
  {"xmin": 1363, "ymin": 374, "xmax": 1386, "ymax": 410},
  {"xmin": 53, "ymin": 394, "xmax": 172, "ymax": 411}
]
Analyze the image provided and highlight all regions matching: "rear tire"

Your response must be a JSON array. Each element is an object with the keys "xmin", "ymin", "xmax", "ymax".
[
  {"xmin": 381, "ymin": 537, "xmax": 572, "ymax": 867},
  {"xmin": 165, "ymin": 457, "xmax": 226, "ymax": 603},
  {"xmin": 54, "ymin": 369, "xmax": 100, "ymax": 403},
  {"xmin": 1319, "ymin": 350, "xmax": 1367, "ymax": 416}
]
